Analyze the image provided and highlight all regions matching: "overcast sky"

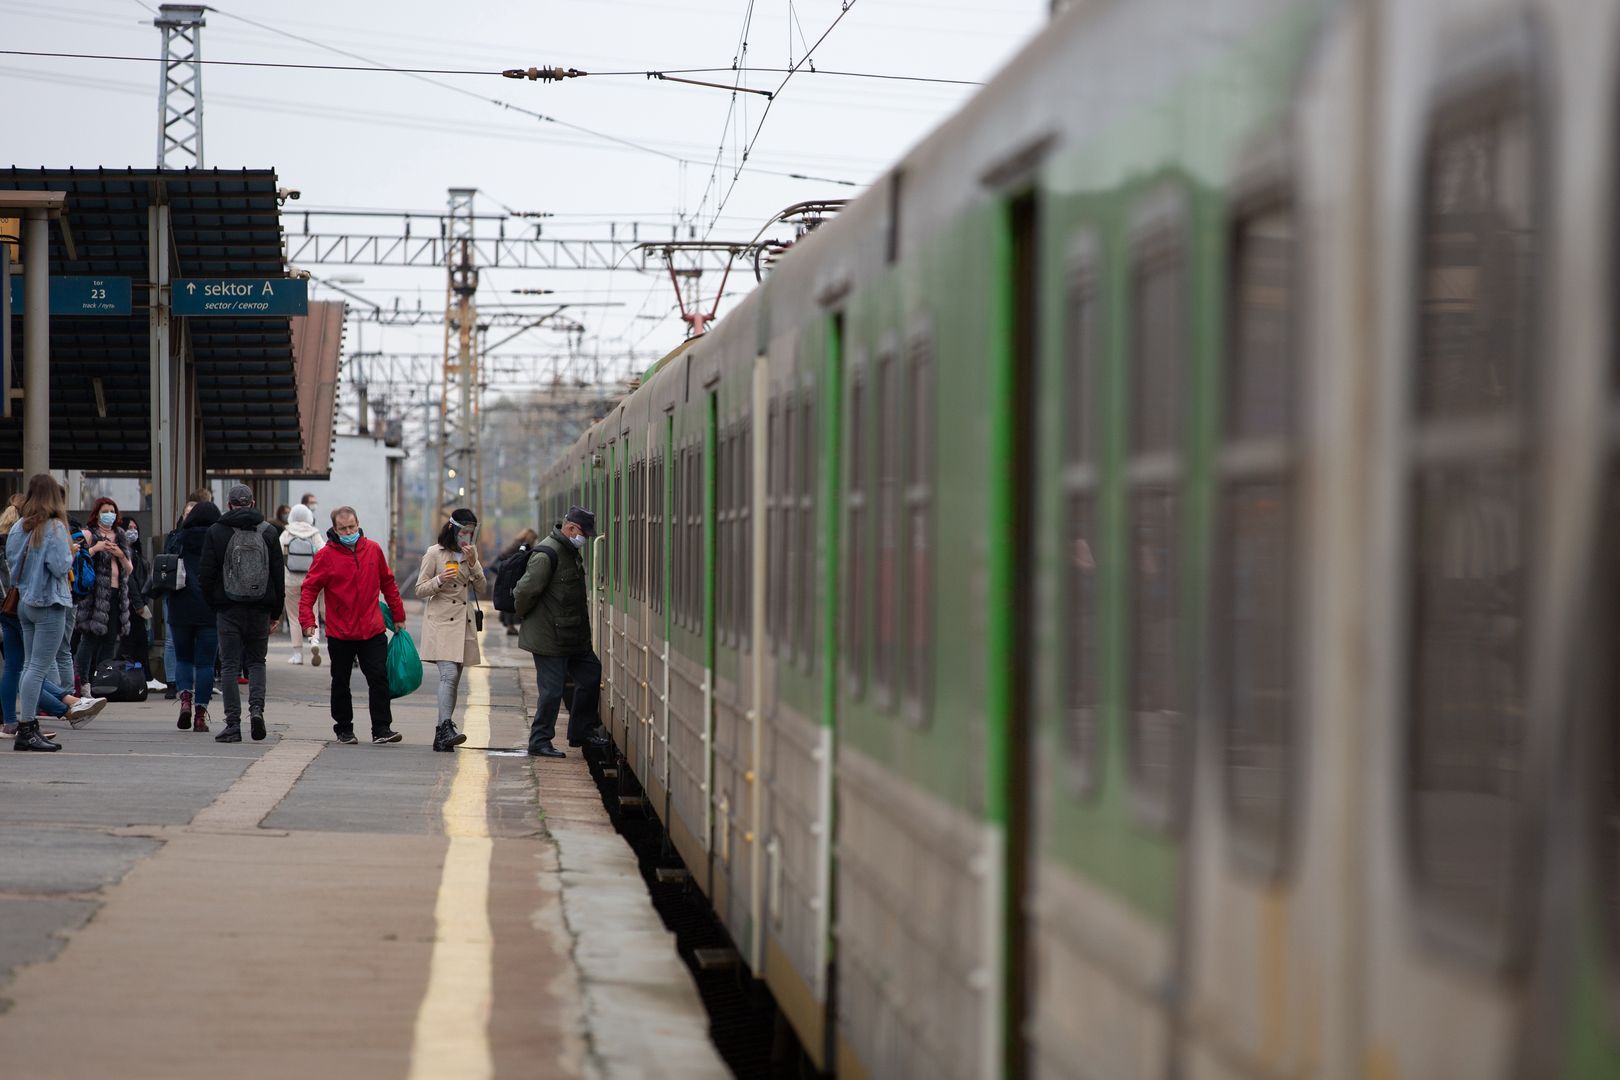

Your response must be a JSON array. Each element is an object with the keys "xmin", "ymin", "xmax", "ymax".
[{"xmin": 3, "ymin": 0, "xmax": 1045, "ymax": 395}]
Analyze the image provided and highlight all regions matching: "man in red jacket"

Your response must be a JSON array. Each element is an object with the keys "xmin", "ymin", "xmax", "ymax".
[{"xmin": 298, "ymin": 506, "xmax": 407, "ymax": 745}]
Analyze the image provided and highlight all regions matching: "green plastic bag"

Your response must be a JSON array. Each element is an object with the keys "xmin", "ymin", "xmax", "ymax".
[{"xmin": 380, "ymin": 601, "xmax": 423, "ymax": 699}]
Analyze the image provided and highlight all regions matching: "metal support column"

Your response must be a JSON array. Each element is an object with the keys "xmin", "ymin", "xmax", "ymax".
[
  {"xmin": 154, "ymin": 5, "xmax": 206, "ymax": 169},
  {"xmin": 22, "ymin": 209, "xmax": 51, "ymax": 478},
  {"xmin": 148, "ymin": 201, "xmax": 176, "ymax": 545}
]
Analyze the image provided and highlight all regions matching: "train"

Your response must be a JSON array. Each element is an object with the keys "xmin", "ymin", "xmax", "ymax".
[{"xmin": 535, "ymin": 0, "xmax": 1620, "ymax": 1076}]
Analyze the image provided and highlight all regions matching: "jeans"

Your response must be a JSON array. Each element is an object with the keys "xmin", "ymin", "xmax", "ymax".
[
  {"xmin": 19, "ymin": 603, "xmax": 70, "ymax": 725},
  {"xmin": 529, "ymin": 652, "xmax": 602, "ymax": 751},
  {"xmin": 163, "ymin": 616, "xmax": 177, "ymax": 684},
  {"xmin": 327, "ymin": 634, "xmax": 391, "ymax": 736},
  {"xmin": 1, "ymin": 611, "xmax": 22, "ymax": 727},
  {"xmin": 217, "ymin": 608, "xmax": 270, "ymax": 724},
  {"xmin": 436, "ymin": 660, "xmax": 462, "ymax": 723},
  {"xmin": 170, "ymin": 621, "xmax": 219, "ymax": 708}
]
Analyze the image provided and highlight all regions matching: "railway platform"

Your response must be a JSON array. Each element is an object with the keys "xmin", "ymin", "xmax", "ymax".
[{"xmin": 0, "ymin": 631, "xmax": 728, "ymax": 1080}]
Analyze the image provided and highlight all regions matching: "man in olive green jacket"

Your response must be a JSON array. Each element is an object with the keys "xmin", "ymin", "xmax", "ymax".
[{"xmin": 513, "ymin": 506, "xmax": 608, "ymax": 758}]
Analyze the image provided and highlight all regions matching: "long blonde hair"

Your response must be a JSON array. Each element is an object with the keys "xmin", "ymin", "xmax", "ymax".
[
  {"xmin": 19, "ymin": 474, "xmax": 66, "ymax": 546},
  {"xmin": 0, "ymin": 492, "xmax": 23, "ymax": 533}
]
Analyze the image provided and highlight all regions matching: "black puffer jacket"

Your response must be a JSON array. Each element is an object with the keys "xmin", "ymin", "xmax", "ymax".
[{"xmin": 163, "ymin": 502, "xmax": 221, "ymax": 627}]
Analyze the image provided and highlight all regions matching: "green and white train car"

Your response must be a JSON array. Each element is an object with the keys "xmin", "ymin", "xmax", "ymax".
[{"xmin": 538, "ymin": 0, "xmax": 1620, "ymax": 1075}]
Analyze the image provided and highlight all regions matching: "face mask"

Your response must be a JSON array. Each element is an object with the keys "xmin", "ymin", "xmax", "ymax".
[
  {"xmin": 568, "ymin": 533, "xmax": 586, "ymax": 550},
  {"xmin": 126, "ymin": 530, "xmax": 139, "ymax": 543},
  {"xmin": 339, "ymin": 531, "xmax": 360, "ymax": 547},
  {"xmin": 99, "ymin": 511, "xmax": 116, "ymax": 526}
]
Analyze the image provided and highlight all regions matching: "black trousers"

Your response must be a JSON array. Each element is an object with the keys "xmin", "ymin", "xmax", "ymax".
[
  {"xmin": 529, "ymin": 652, "xmax": 602, "ymax": 751},
  {"xmin": 328, "ymin": 633, "xmax": 392, "ymax": 736}
]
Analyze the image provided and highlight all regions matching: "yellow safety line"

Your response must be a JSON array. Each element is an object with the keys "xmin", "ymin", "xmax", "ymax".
[{"xmin": 407, "ymin": 666, "xmax": 495, "ymax": 1080}]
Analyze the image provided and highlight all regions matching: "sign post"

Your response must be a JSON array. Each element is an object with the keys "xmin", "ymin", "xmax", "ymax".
[
  {"xmin": 171, "ymin": 277, "xmax": 308, "ymax": 316},
  {"xmin": 6, "ymin": 276, "xmax": 133, "ymax": 316}
]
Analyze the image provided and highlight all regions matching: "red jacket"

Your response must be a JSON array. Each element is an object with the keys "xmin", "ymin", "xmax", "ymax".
[{"xmin": 298, "ymin": 531, "xmax": 405, "ymax": 641}]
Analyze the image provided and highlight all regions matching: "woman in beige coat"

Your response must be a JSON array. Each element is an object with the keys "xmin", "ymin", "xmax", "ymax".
[{"xmin": 415, "ymin": 508, "xmax": 485, "ymax": 752}]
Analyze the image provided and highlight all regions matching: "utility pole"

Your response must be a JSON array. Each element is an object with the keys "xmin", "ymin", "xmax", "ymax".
[
  {"xmin": 154, "ymin": 5, "xmax": 206, "ymax": 168},
  {"xmin": 438, "ymin": 188, "xmax": 481, "ymax": 528}
]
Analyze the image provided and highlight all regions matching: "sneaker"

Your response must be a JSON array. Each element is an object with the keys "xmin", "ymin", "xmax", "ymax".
[
  {"xmin": 67, "ymin": 697, "xmax": 107, "ymax": 728},
  {"xmin": 287, "ymin": 653, "xmax": 303, "ymax": 666},
  {"xmin": 334, "ymin": 729, "xmax": 359, "ymax": 745},
  {"xmin": 250, "ymin": 712, "xmax": 266, "ymax": 742},
  {"xmin": 237, "ymin": 675, "xmax": 249, "ymax": 686},
  {"xmin": 0, "ymin": 723, "xmax": 14, "ymax": 738},
  {"xmin": 372, "ymin": 729, "xmax": 403, "ymax": 744},
  {"xmin": 215, "ymin": 722, "xmax": 242, "ymax": 743},
  {"xmin": 176, "ymin": 689, "xmax": 194, "ymax": 730},
  {"xmin": 310, "ymin": 645, "xmax": 321, "ymax": 668}
]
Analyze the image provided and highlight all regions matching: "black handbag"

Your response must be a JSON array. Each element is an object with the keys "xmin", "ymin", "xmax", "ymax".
[{"xmin": 151, "ymin": 552, "xmax": 186, "ymax": 592}]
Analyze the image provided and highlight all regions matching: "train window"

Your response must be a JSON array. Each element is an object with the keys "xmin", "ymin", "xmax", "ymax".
[
  {"xmin": 797, "ymin": 391, "xmax": 817, "ymax": 672},
  {"xmin": 1406, "ymin": 82, "xmax": 1535, "ymax": 947},
  {"xmin": 650, "ymin": 454, "xmax": 664, "ymax": 615},
  {"xmin": 691, "ymin": 446, "xmax": 705, "ymax": 635},
  {"xmin": 844, "ymin": 369, "xmax": 867, "ymax": 697},
  {"xmin": 902, "ymin": 330, "xmax": 933, "ymax": 722},
  {"xmin": 785, "ymin": 398, "xmax": 801, "ymax": 661},
  {"xmin": 673, "ymin": 447, "xmax": 686, "ymax": 628},
  {"xmin": 1131, "ymin": 244, "xmax": 1183, "ymax": 455},
  {"xmin": 1129, "ymin": 489, "xmax": 1179, "ymax": 805},
  {"xmin": 875, "ymin": 350, "xmax": 901, "ymax": 708},
  {"xmin": 739, "ymin": 419, "xmax": 752, "ymax": 652},
  {"xmin": 1220, "ymin": 196, "xmax": 1298, "ymax": 871},
  {"xmin": 1126, "ymin": 220, "xmax": 1186, "ymax": 821},
  {"xmin": 769, "ymin": 398, "xmax": 786, "ymax": 653},
  {"xmin": 1064, "ymin": 247, "xmax": 1101, "ymax": 782},
  {"xmin": 718, "ymin": 429, "xmax": 734, "ymax": 645}
]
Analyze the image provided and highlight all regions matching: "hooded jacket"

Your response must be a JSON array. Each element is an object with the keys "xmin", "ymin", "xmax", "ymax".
[
  {"xmin": 197, "ymin": 506, "xmax": 286, "ymax": 616},
  {"xmin": 298, "ymin": 528, "xmax": 405, "ymax": 641},
  {"xmin": 279, "ymin": 503, "xmax": 325, "ymax": 576},
  {"xmin": 163, "ymin": 501, "xmax": 222, "ymax": 627}
]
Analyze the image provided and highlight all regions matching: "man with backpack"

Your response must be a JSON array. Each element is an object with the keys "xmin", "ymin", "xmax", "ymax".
[
  {"xmin": 511, "ymin": 507, "xmax": 609, "ymax": 758},
  {"xmin": 197, "ymin": 485, "xmax": 284, "ymax": 743}
]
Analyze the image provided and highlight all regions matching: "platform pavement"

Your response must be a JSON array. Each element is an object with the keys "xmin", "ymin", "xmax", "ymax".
[{"xmin": 0, "ymin": 627, "xmax": 728, "ymax": 1079}]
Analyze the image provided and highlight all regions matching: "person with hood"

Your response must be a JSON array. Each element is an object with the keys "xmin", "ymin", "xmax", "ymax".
[
  {"xmin": 197, "ymin": 485, "xmax": 284, "ymax": 744},
  {"xmin": 414, "ymin": 508, "xmax": 483, "ymax": 752},
  {"xmin": 299, "ymin": 505, "xmax": 406, "ymax": 745},
  {"xmin": 513, "ymin": 506, "xmax": 609, "ymax": 757},
  {"xmin": 280, "ymin": 503, "xmax": 325, "ymax": 666},
  {"xmin": 73, "ymin": 496, "xmax": 136, "ymax": 694},
  {"xmin": 159, "ymin": 500, "xmax": 195, "ymax": 700},
  {"xmin": 166, "ymin": 500, "xmax": 223, "ymax": 733}
]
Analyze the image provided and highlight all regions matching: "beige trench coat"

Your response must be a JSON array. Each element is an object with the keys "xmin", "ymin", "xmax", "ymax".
[{"xmin": 414, "ymin": 545, "xmax": 486, "ymax": 666}]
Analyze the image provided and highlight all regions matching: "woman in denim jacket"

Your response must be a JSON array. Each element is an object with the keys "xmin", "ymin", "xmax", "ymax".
[{"xmin": 7, "ymin": 474, "xmax": 74, "ymax": 752}]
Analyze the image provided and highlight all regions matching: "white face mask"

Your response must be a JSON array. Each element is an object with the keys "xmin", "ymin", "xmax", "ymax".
[{"xmin": 567, "ymin": 533, "xmax": 586, "ymax": 550}]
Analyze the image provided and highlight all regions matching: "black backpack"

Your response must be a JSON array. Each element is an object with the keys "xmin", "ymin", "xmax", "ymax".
[
  {"xmin": 150, "ymin": 553, "xmax": 186, "ymax": 592},
  {"xmin": 91, "ymin": 659, "xmax": 150, "ymax": 702},
  {"xmin": 493, "ymin": 544, "xmax": 553, "ymax": 613}
]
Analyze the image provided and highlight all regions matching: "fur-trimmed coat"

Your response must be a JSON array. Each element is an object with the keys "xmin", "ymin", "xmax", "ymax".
[{"xmin": 74, "ymin": 526, "xmax": 134, "ymax": 640}]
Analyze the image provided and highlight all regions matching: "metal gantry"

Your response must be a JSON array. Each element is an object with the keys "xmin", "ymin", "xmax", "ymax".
[
  {"xmin": 439, "ymin": 188, "xmax": 481, "ymax": 526},
  {"xmin": 154, "ymin": 5, "xmax": 207, "ymax": 169}
]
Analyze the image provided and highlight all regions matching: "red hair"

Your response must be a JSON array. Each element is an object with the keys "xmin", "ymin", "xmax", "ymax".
[{"xmin": 91, "ymin": 496, "xmax": 119, "ymax": 521}]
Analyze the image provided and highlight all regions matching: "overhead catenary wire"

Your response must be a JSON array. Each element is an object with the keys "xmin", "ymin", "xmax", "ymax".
[{"xmin": 0, "ymin": 49, "xmax": 980, "ymax": 87}]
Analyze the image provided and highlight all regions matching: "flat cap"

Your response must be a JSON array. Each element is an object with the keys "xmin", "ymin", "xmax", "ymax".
[{"xmin": 564, "ymin": 505, "xmax": 596, "ymax": 538}]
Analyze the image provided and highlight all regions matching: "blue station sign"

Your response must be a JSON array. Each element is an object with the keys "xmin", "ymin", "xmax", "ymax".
[
  {"xmin": 7, "ymin": 276, "xmax": 133, "ymax": 316},
  {"xmin": 172, "ymin": 277, "xmax": 308, "ymax": 317}
]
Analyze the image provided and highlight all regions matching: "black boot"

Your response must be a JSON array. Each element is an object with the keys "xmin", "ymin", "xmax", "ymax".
[
  {"xmin": 432, "ymin": 719, "xmax": 466, "ymax": 752},
  {"xmin": 215, "ymin": 721, "xmax": 242, "ymax": 743},
  {"xmin": 14, "ymin": 720, "xmax": 61, "ymax": 752}
]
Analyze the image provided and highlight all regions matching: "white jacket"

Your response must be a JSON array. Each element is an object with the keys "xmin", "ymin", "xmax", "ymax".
[{"xmin": 280, "ymin": 504, "xmax": 325, "ymax": 576}]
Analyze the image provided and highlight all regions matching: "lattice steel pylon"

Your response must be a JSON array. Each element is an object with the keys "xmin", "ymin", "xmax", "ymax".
[
  {"xmin": 154, "ymin": 5, "xmax": 207, "ymax": 168},
  {"xmin": 438, "ymin": 188, "xmax": 482, "ymax": 530}
]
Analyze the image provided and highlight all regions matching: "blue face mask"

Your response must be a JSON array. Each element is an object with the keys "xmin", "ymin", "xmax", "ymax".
[
  {"xmin": 339, "ymin": 531, "xmax": 360, "ymax": 547},
  {"xmin": 568, "ymin": 533, "xmax": 586, "ymax": 550},
  {"xmin": 99, "ymin": 511, "xmax": 116, "ymax": 526}
]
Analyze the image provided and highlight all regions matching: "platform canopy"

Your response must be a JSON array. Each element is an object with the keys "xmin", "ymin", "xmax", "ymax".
[{"xmin": 0, "ymin": 167, "xmax": 305, "ymax": 471}]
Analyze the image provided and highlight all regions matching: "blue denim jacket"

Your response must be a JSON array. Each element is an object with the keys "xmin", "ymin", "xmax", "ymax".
[{"xmin": 6, "ymin": 519, "xmax": 72, "ymax": 608}]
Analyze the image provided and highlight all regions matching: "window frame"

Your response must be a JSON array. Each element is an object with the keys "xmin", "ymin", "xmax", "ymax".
[
  {"xmin": 843, "ymin": 352, "xmax": 869, "ymax": 700},
  {"xmin": 1398, "ymin": 55, "xmax": 1545, "ymax": 970},
  {"xmin": 873, "ymin": 341, "xmax": 902, "ymax": 710},
  {"xmin": 1063, "ymin": 230, "xmax": 1104, "ymax": 792},
  {"xmin": 901, "ymin": 320, "xmax": 935, "ymax": 727},
  {"xmin": 1214, "ymin": 167, "xmax": 1303, "ymax": 880},
  {"xmin": 1124, "ymin": 185, "xmax": 1190, "ymax": 832}
]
